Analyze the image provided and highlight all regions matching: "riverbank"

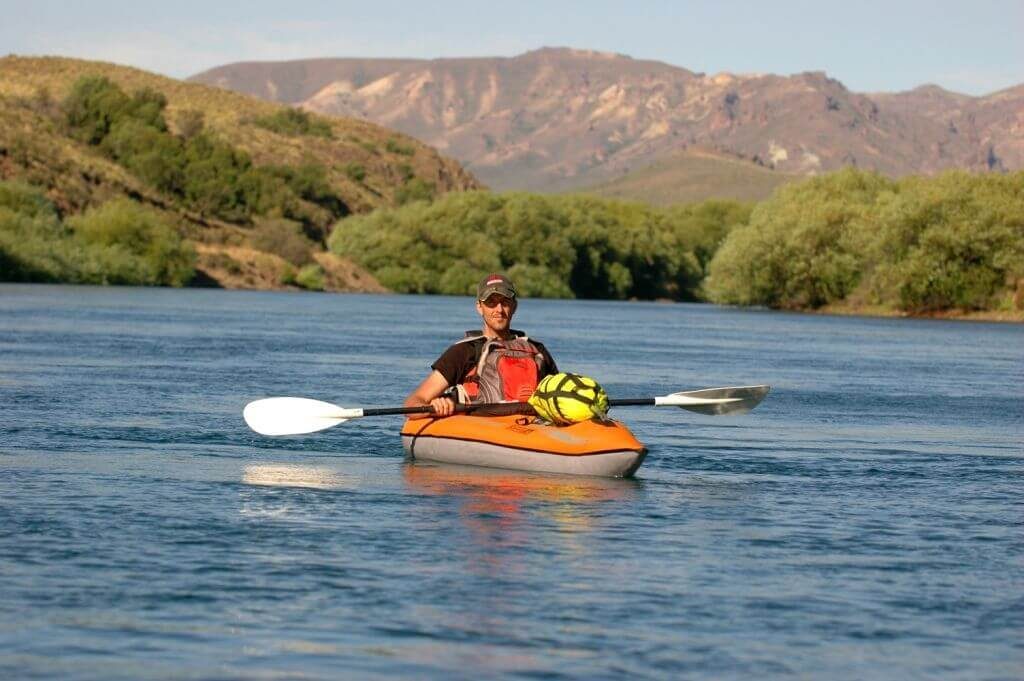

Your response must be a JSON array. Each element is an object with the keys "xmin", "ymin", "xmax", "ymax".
[
  {"xmin": 814, "ymin": 301, "xmax": 1024, "ymax": 324},
  {"xmin": 191, "ymin": 243, "xmax": 387, "ymax": 293}
]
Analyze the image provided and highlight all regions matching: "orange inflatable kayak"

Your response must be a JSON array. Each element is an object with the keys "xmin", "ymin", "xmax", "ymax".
[{"xmin": 401, "ymin": 414, "xmax": 647, "ymax": 477}]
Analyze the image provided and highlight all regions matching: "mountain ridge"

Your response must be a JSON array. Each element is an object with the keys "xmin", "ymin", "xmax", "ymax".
[{"xmin": 191, "ymin": 48, "xmax": 1024, "ymax": 193}]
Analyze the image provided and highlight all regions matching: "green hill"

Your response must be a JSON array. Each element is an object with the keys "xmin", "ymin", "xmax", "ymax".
[
  {"xmin": 0, "ymin": 56, "xmax": 479, "ymax": 290},
  {"xmin": 580, "ymin": 150, "xmax": 798, "ymax": 205}
]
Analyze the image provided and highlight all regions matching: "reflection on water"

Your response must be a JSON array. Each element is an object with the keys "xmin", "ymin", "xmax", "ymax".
[
  {"xmin": 241, "ymin": 464, "xmax": 351, "ymax": 489},
  {"xmin": 404, "ymin": 462, "xmax": 641, "ymax": 558},
  {"xmin": 403, "ymin": 461, "xmax": 641, "ymax": 507},
  {"xmin": 238, "ymin": 464, "xmax": 355, "ymax": 521}
]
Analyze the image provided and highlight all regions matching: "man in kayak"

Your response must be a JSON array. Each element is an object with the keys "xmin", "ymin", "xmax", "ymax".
[{"xmin": 404, "ymin": 273, "xmax": 558, "ymax": 418}]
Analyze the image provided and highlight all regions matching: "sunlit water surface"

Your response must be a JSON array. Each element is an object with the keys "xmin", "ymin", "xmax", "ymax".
[{"xmin": 1, "ymin": 284, "xmax": 1021, "ymax": 680}]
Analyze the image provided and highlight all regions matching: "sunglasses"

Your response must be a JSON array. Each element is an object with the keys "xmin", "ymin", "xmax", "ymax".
[{"xmin": 481, "ymin": 296, "xmax": 515, "ymax": 309}]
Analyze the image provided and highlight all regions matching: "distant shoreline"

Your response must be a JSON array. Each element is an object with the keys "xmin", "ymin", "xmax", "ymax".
[
  {"xmin": 4, "ymin": 281, "xmax": 1020, "ymax": 324},
  {"xmin": 806, "ymin": 303, "xmax": 1024, "ymax": 325}
]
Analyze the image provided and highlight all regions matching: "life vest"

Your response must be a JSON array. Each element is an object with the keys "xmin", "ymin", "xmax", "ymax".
[{"xmin": 453, "ymin": 330, "xmax": 546, "ymax": 404}]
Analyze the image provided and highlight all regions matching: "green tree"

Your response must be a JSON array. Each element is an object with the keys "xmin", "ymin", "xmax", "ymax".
[
  {"xmin": 1, "ymin": 183, "xmax": 195, "ymax": 287},
  {"xmin": 64, "ymin": 75, "xmax": 132, "ymax": 144},
  {"xmin": 706, "ymin": 169, "xmax": 895, "ymax": 308},
  {"xmin": 295, "ymin": 263, "xmax": 326, "ymax": 291},
  {"xmin": 395, "ymin": 178, "xmax": 436, "ymax": 205},
  {"xmin": 869, "ymin": 172, "xmax": 1024, "ymax": 311},
  {"xmin": 253, "ymin": 108, "xmax": 333, "ymax": 138},
  {"xmin": 181, "ymin": 133, "xmax": 253, "ymax": 220},
  {"xmin": 250, "ymin": 218, "xmax": 315, "ymax": 266},
  {"xmin": 329, "ymin": 190, "xmax": 741, "ymax": 300},
  {"xmin": 0, "ymin": 180, "xmax": 58, "ymax": 219},
  {"xmin": 68, "ymin": 198, "xmax": 195, "ymax": 286},
  {"xmin": 103, "ymin": 119, "xmax": 186, "ymax": 194}
]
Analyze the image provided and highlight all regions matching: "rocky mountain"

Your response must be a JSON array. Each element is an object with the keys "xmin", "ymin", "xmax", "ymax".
[{"xmin": 192, "ymin": 48, "xmax": 1023, "ymax": 193}]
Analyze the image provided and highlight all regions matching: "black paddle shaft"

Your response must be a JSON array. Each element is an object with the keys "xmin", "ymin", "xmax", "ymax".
[
  {"xmin": 361, "ymin": 402, "xmax": 535, "ymax": 417},
  {"xmin": 361, "ymin": 398, "xmax": 655, "ymax": 417},
  {"xmin": 608, "ymin": 398, "xmax": 657, "ymax": 407}
]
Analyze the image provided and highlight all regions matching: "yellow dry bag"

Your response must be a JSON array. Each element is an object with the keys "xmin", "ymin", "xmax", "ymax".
[{"xmin": 528, "ymin": 373, "xmax": 609, "ymax": 425}]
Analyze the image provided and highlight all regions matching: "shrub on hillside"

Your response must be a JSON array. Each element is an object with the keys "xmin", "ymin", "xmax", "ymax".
[
  {"xmin": 295, "ymin": 263, "xmax": 326, "ymax": 291},
  {"xmin": 180, "ymin": 133, "xmax": 255, "ymax": 220},
  {"xmin": 345, "ymin": 162, "xmax": 367, "ymax": 182},
  {"xmin": 68, "ymin": 198, "xmax": 195, "ymax": 286},
  {"xmin": 0, "ymin": 201, "xmax": 69, "ymax": 282},
  {"xmin": 103, "ymin": 119, "xmax": 187, "ymax": 194},
  {"xmin": 271, "ymin": 162, "xmax": 348, "ymax": 220},
  {"xmin": 61, "ymin": 76, "xmax": 348, "ymax": 230},
  {"xmin": 0, "ymin": 180, "xmax": 58, "ymax": 219},
  {"xmin": 395, "ymin": 178, "xmax": 436, "ymax": 205},
  {"xmin": 250, "ymin": 218, "xmax": 314, "ymax": 267},
  {"xmin": 64, "ymin": 76, "xmax": 168, "ymax": 144},
  {"xmin": 175, "ymin": 109, "xmax": 205, "ymax": 139},
  {"xmin": 385, "ymin": 138, "xmax": 415, "ymax": 156},
  {"xmin": 0, "ymin": 183, "xmax": 195, "ymax": 286},
  {"xmin": 252, "ymin": 108, "xmax": 333, "ymax": 138}
]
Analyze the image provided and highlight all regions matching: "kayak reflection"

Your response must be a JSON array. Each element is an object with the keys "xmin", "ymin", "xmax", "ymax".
[
  {"xmin": 403, "ymin": 461, "xmax": 640, "ymax": 538},
  {"xmin": 404, "ymin": 461, "xmax": 639, "ymax": 501}
]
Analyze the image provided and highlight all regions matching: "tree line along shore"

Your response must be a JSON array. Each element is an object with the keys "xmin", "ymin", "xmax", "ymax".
[
  {"xmin": 330, "ymin": 169, "xmax": 1023, "ymax": 318},
  {"xmin": 1, "ymin": 72, "xmax": 1021, "ymax": 320}
]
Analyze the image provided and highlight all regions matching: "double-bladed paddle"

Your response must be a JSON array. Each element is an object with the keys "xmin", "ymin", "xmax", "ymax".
[{"xmin": 243, "ymin": 385, "xmax": 770, "ymax": 437}]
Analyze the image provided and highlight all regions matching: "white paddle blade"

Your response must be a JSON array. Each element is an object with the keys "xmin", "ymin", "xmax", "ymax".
[
  {"xmin": 243, "ymin": 397, "xmax": 363, "ymax": 436},
  {"xmin": 656, "ymin": 385, "xmax": 770, "ymax": 415}
]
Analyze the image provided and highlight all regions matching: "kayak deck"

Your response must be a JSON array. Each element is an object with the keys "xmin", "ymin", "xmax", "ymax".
[{"xmin": 401, "ymin": 414, "xmax": 647, "ymax": 477}]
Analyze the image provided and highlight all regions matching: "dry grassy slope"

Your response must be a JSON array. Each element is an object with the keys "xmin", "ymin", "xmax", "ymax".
[
  {"xmin": 0, "ymin": 56, "xmax": 480, "ymax": 213},
  {"xmin": 0, "ymin": 92, "xmax": 158, "ymax": 214},
  {"xmin": 581, "ymin": 148, "xmax": 798, "ymax": 205},
  {"xmin": 0, "ymin": 90, "xmax": 378, "ymax": 291},
  {"xmin": 0, "ymin": 56, "xmax": 482, "ymax": 291},
  {"xmin": 192, "ymin": 48, "xmax": 1024, "ymax": 195}
]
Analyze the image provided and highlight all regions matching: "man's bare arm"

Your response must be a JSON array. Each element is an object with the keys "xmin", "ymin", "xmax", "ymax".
[{"xmin": 403, "ymin": 370, "xmax": 456, "ymax": 419}]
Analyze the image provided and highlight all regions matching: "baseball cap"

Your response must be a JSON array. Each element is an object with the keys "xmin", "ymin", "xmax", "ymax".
[{"xmin": 476, "ymin": 273, "xmax": 517, "ymax": 301}]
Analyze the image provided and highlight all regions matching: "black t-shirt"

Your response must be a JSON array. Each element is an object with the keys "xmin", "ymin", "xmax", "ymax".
[{"xmin": 431, "ymin": 334, "xmax": 558, "ymax": 387}]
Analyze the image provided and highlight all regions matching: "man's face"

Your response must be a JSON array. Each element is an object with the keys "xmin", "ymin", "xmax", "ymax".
[{"xmin": 477, "ymin": 294, "xmax": 516, "ymax": 334}]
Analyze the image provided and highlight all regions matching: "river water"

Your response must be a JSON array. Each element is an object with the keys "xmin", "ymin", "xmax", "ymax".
[{"xmin": 1, "ymin": 284, "xmax": 1021, "ymax": 680}]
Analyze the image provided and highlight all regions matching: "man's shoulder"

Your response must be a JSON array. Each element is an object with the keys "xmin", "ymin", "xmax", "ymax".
[
  {"xmin": 525, "ymin": 335, "xmax": 550, "ymax": 351},
  {"xmin": 452, "ymin": 330, "xmax": 487, "ymax": 346},
  {"xmin": 437, "ymin": 337, "xmax": 482, "ymax": 361},
  {"xmin": 431, "ymin": 339, "xmax": 480, "ymax": 384}
]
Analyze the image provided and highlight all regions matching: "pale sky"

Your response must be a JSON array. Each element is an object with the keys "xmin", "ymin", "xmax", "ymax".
[{"xmin": 1, "ymin": 0, "xmax": 1020, "ymax": 95}]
